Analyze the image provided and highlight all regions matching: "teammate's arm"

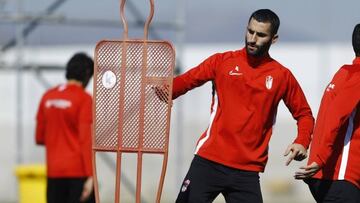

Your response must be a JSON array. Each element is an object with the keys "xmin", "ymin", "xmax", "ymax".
[{"xmin": 296, "ymin": 86, "xmax": 360, "ymax": 178}]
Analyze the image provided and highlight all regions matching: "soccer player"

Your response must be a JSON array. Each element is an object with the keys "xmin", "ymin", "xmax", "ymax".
[
  {"xmin": 172, "ymin": 9, "xmax": 314, "ymax": 203},
  {"xmin": 35, "ymin": 53, "xmax": 95, "ymax": 203},
  {"xmin": 295, "ymin": 24, "xmax": 360, "ymax": 202}
]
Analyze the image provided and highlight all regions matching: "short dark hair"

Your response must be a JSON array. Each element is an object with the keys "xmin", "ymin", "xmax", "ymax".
[
  {"xmin": 353, "ymin": 24, "xmax": 360, "ymax": 56},
  {"xmin": 249, "ymin": 9, "xmax": 280, "ymax": 36},
  {"xmin": 65, "ymin": 52, "xmax": 94, "ymax": 86}
]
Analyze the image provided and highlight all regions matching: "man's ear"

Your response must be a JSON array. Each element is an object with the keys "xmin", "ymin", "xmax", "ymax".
[{"xmin": 271, "ymin": 34, "xmax": 279, "ymax": 44}]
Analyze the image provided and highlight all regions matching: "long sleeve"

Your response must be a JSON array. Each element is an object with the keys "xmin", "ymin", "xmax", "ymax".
[
  {"xmin": 283, "ymin": 71, "xmax": 314, "ymax": 149},
  {"xmin": 172, "ymin": 53, "xmax": 220, "ymax": 99},
  {"xmin": 78, "ymin": 96, "xmax": 93, "ymax": 176},
  {"xmin": 314, "ymin": 85, "xmax": 360, "ymax": 167},
  {"xmin": 35, "ymin": 97, "xmax": 46, "ymax": 145}
]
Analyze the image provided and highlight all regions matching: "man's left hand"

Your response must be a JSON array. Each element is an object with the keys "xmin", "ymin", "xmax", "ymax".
[{"xmin": 284, "ymin": 143, "xmax": 307, "ymax": 166}]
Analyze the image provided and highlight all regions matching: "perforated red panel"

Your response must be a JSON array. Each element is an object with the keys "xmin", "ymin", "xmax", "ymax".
[
  {"xmin": 143, "ymin": 84, "xmax": 170, "ymax": 151},
  {"xmin": 93, "ymin": 42, "xmax": 123, "ymax": 151},
  {"xmin": 93, "ymin": 40, "xmax": 174, "ymax": 153}
]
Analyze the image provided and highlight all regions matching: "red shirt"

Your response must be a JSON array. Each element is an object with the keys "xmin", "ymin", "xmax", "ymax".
[
  {"xmin": 173, "ymin": 48, "xmax": 314, "ymax": 172},
  {"xmin": 35, "ymin": 83, "xmax": 93, "ymax": 178},
  {"xmin": 308, "ymin": 57, "xmax": 360, "ymax": 188}
]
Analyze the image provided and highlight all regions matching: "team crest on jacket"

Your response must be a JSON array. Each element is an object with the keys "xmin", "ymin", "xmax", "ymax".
[{"xmin": 265, "ymin": 75, "xmax": 273, "ymax": 90}]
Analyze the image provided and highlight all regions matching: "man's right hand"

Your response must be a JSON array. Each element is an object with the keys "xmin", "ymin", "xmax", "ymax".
[{"xmin": 152, "ymin": 85, "xmax": 170, "ymax": 103}]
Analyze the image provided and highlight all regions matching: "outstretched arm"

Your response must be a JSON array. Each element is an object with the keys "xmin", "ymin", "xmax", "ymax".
[
  {"xmin": 153, "ymin": 53, "xmax": 220, "ymax": 103},
  {"xmin": 172, "ymin": 53, "xmax": 220, "ymax": 99}
]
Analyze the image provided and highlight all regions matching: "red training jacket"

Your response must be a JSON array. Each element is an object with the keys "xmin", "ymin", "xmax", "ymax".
[
  {"xmin": 308, "ymin": 57, "xmax": 360, "ymax": 189},
  {"xmin": 35, "ymin": 83, "xmax": 93, "ymax": 178},
  {"xmin": 173, "ymin": 48, "xmax": 314, "ymax": 172}
]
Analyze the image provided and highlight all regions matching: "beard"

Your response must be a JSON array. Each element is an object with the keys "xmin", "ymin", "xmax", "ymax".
[{"xmin": 245, "ymin": 38, "xmax": 272, "ymax": 57}]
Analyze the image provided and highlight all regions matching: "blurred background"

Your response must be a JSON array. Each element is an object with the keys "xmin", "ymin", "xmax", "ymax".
[{"xmin": 1, "ymin": 0, "xmax": 360, "ymax": 202}]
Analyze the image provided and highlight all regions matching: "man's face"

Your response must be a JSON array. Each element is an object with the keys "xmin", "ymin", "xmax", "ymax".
[{"xmin": 245, "ymin": 18, "xmax": 277, "ymax": 57}]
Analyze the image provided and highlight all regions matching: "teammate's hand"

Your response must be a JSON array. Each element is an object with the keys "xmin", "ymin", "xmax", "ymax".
[
  {"xmin": 294, "ymin": 162, "xmax": 320, "ymax": 179},
  {"xmin": 284, "ymin": 143, "xmax": 307, "ymax": 166},
  {"xmin": 80, "ymin": 177, "xmax": 94, "ymax": 202}
]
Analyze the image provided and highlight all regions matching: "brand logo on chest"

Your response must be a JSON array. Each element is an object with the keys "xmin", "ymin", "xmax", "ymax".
[
  {"xmin": 229, "ymin": 66, "xmax": 243, "ymax": 76},
  {"xmin": 265, "ymin": 75, "xmax": 273, "ymax": 90}
]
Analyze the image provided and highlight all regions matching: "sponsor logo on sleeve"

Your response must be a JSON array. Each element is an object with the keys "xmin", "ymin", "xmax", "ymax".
[{"xmin": 326, "ymin": 83, "xmax": 335, "ymax": 92}]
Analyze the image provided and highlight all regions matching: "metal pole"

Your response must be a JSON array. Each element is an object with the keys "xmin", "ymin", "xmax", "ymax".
[
  {"xmin": 175, "ymin": 0, "xmax": 186, "ymax": 185},
  {"xmin": 15, "ymin": 0, "xmax": 24, "ymax": 164},
  {"xmin": 1, "ymin": 0, "xmax": 67, "ymax": 52}
]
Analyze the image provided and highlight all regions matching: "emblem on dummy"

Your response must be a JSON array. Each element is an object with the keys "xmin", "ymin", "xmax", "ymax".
[
  {"xmin": 265, "ymin": 75, "xmax": 273, "ymax": 90},
  {"xmin": 102, "ymin": 70, "xmax": 117, "ymax": 89}
]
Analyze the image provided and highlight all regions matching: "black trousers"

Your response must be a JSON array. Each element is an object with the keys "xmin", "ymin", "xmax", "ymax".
[
  {"xmin": 305, "ymin": 178, "xmax": 360, "ymax": 203},
  {"xmin": 47, "ymin": 178, "xmax": 95, "ymax": 203},
  {"xmin": 176, "ymin": 155, "xmax": 263, "ymax": 203}
]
